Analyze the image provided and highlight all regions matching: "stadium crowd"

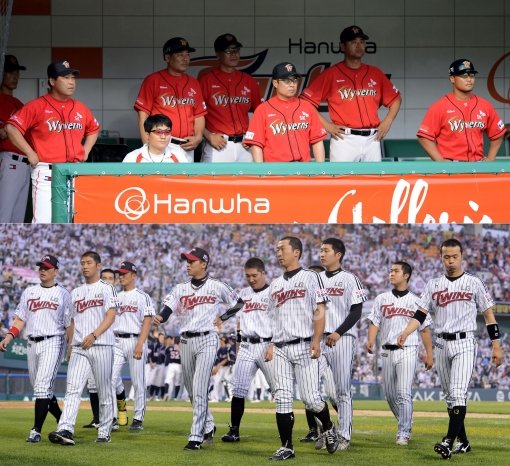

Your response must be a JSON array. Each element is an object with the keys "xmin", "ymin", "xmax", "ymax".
[{"xmin": 0, "ymin": 223, "xmax": 508, "ymax": 391}]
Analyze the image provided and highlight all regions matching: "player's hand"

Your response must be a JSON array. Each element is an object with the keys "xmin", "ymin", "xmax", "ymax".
[
  {"xmin": 208, "ymin": 133, "xmax": 227, "ymax": 150},
  {"xmin": 211, "ymin": 365, "xmax": 219, "ymax": 375},
  {"xmin": 310, "ymin": 341, "xmax": 321, "ymax": 359},
  {"xmin": 133, "ymin": 344, "xmax": 143, "ymax": 360},
  {"xmin": 0, "ymin": 335, "xmax": 12, "ymax": 351},
  {"xmin": 375, "ymin": 118, "xmax": 392, "ymax": 141},
  {"xmin": 327, "ymin": 122, "xmax": 344, "ymax": 140},
  {"xmin": 27, "ymin": 152, "xmax": 40, "ymax": 168},
  {"xmin": 66, "ymin": 345, "xmax": 73, "ymax": 362},
  {"xmin": 396, "ymin": 332, "xmax": 408, "ymax": 348},
  {"xmin": 153, "ymin": 315, "xmax": 163, "ymax": 326},
  {"xmin": 491, "ymin": 343, "xmax": 503, "ymax": 367},
  {"xmin": 181, "ymin": 134, "xmax": 202, "ymax": 151},
  {"xmin": 424, "ymin": 353, "xmax": 433, "ymax": 370},
  {"xmin": 326, "ymin": 332, "xmax": 340, "ymax": 348},
  {"xmin": 366, "ymin": 340, "xmax": 375, "ymax": 354},
  {"xmin": 264, "ymin": 344, "xmax": 273, "ymax": 362},
  {"xmin": 0, "ymin": 127, "xmax": 7, "ymax": 140},
  {"xmin": 213, "ymin": 316, "xmax": 222, "ymax": 328},
  {"xmin": 81, "ymin": 334, "xmax": 95, "ymax": 350}
]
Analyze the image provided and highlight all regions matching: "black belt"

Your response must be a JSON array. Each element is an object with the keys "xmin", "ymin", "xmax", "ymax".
[
  {"xmin": 341, "ymin": 128, "xmax": 377, "ymax": 137},
  {"xmin": 181, "ymin": 331, "xmax": 210, "ymax": 338},
  {"xmin": 28, "ymin": 335, "xmax": 58, "ymax": 342},
  {"xmin": 227, "ymin": 134, "xmax": 244, "ymax": 143},
  {"xmin": 382, "ymin": 344, "xmax": 400, "ymax": 351},
  {"xmin": 274, "ymin": 337, "xmax": 312, "ymax": 348},
  {"xmin": 11, "ymin": 154, "xmax": 29, "ymax": 164},
  {"xmin": 115, "ymin": 333, "xmax": 140, "ymax": 338},
  {"xmin": 171, "ymin": 137, "xmax": 187, "ymax": 145},
  {"xmin": 438, "ymin": 332, "xmax": 467, "ymax": 341},
  {"xmin": 241, "ymin": 337, "xmax": 272, "ymax": 344}
]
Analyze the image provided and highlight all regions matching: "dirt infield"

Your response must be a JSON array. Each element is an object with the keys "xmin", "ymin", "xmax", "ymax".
[{"xmin": 2, "ymin": 401, "xmax": 509, "ymax": 419}]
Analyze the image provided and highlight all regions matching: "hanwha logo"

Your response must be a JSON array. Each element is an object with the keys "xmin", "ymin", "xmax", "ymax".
[{"xmin": 114, "ymin": 187, "xmax": 150, "ymax": 220}]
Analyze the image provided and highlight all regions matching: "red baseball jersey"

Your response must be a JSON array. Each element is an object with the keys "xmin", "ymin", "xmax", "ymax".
[
  {"xmin": 0, "ymin": 93, "xmax": 24, "ymax": 153},
  {"xmin": 134, "ymin": 70, "xmax": 207, "ymax": 139},
  {"xmin": 417, "ymin": 93, "xmax": 505, "ymax": 161},
  {"xmin": 7, "ymin": 94, "xmax": 100, "ymax": 163},
  {"xmin": 199, "ymin": 68, "xmax": 262, "ymax": 135},
  {"xmin": 244, "ymin": 96, "xmax": 327, "ymax": 162},
  {"xmin": 301, "ymin": 62, "xmax": 400, "ymax": 128}
]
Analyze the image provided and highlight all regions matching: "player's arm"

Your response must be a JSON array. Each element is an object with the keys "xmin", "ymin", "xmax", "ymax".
[
  {"xmin": 376, "ymin": 96, "xmax": 401, "ymax": 141},
  {"xmin": 483, "ymin": 307, "xmax": 503, "ymax": 366},
  {"xmin": 215, "ymin": 298, "xmax": 245, "ymax": 324},
  {"xmin": 311, "ymin": 302, "xmax": 326, "ymax": 359},
  {"xmin": 204, "ymin": 127, "xmax": 227, "ymax": 150},
  {"xmin": 485, "ymin": 136, "xmax": 504, "ymax": 161},
  {"xmin": 82, "ymin": 307, "xmax": 116, "ymax": 350},
  {"xmin": 65, "ymin": 319, "xmax": 75, "ymax": 361},
  {"xmin": 418, "ymin": 137, "xmax": 450, "ymax": 162},
  {"xmin": 316, "ymin": 112, "xmax": 344, "ymax": 140},
  {"xmin": 366, "ymin": 321, "xmax": 379, "ymax": 354},
  {"xmin": 326, "ymin": 302, "xmax": 363, "ymax": 348},
  {"xmin": 82, "ymin": 131, "xmax": 99, "ymax": 162},
  {"xmin": 5, "ymin": 124, "xmax": 39, "ymax": 167},
  {"xmin": 311, "ymin": 141, "xmax": 325, "ymax": 162},
  {"xmin": 419, "ymin": 326, "xmax": 433, "ymax": 370},
  {"xmin": 134, "ymin": 315, "xmax": 153, "ymax": 360},
  {"xmin": 0, "ymin": 316, "xmax": 26, "ymax": 351},
  {"xmin": 137, "ymin": 110, "xmax": 150, "ymax": 144},
  {"xmin": 182, "ymin": 116, "xmax": 205, "ymax": 152},
  {"xmin": 397, "ymin": 306, "xmax": 428, "ymax": 347},
  {"xmin": 249, "ymin": 145, "xmax": 264, "ymax": 162}
]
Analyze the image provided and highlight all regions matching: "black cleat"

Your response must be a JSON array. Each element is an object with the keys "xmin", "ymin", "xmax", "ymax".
[
  {"xmin": 129, "ymin": 419, "xmax": 144, "ymax": 431},
  {"xmin": 452, "ymin": 440, "xmax": 471, "ymax": 454},
  {"xmin": 95, "ymin": 435, "xmax": 111, "ymax": 443},
  {"xmin": 26, "ymin": 429, "xmax": 41, "ymax": 443},
  {"xmin": 269, "ymin": 447, "xmax": 295, "ymax": 461},
  {"xmin": 300, "ymin": 429, "xmax": 319, "ymax": 442},
  {"xmin": 221, "ymin": 426, "xmax": 240, "ymax": 442},
  {"xmin": 48, "ymin": 429, "xmax": 75, "ymax": 446},
  {"xmin": 184, "ymin": 440, "xmax": 202, "ymax": 450},
  {"xmin": 203, "ymin": 426, "xmax": 216, "ymax": 444},
  {"xmin": 434, "ymin": 440, "xmax": 452, "ymax": 459},
  {"xmin": 83, "ymin": 420, "xmax": 99, "ymax": 429}
]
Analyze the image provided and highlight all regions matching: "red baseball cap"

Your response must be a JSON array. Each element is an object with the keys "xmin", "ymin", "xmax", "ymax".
[
  {"xmin": 180, "ymin": 247, "xmax": 210, "ymax": 264},
  {"xmin": 36, "ymin": 254, "xmax": 59, "ymax": 269},
  {"xmin": 116, "ymin": 261, "xmax": 138, "ymax": 274}
]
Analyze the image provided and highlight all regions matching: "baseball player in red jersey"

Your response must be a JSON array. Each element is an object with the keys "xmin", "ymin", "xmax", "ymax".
[
  {"xmin": 244, "ymin": 63, "xmax": 326, "ymax": 162},
  {"xmin": 199, "ymin": 33, "xmax": 262, "ymax": 162},
  {"xmin": 367, "ymin": 261, "xmax": 433, "ymax": 446},
  {"xmin": 417, "ymin": 59, "xmax": 505, "ymax": 162},
  {"xmin": 0, "ymin": 55, "xmax": 29, "ymax": 223},
  {"xmin": 135, "ymin": 37, "xmax": 207, "ymax": 162},
  {"xmin": 5, "ymin": 60, "xmax": 100, "ymax": 223},
  {"xmin": 122, "ymin": 114, "xmax": 188, "ymax": 163},
  {"xmin": 0, "ymin": 254, "xmax": 71, "ymax": 443},
  {"xmin": 49, "ymin": 251, "xmax": 119, "ymax": 445},
  {"xmin": 398, "ymin": 238, "xmax": 503, "ymax": 459},
  {"xmin": 301, "ymin": 26, "xmax": 401, "ymax": 162}
]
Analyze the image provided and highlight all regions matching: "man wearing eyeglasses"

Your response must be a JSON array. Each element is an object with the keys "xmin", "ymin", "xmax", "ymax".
[
  {"xmin": 122, "ymin": 114, "xmax": 188, "ymax": 163},
  {"xmin": 135, "ymin": 37, "xmax": 207, "ymax": 163},
  {"xmin": 417, "ymin": 59, "xmax": 505, "ymax": 162},
  {"xmin": 199, "ymin": 33, "xmax": 262, "ymax": 163},
  {"xmin": 244, "ymin": 63, "xmax": 327, "ymax": 162}
]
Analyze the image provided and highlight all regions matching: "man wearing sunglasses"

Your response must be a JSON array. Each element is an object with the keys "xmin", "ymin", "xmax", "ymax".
[
  {"xmin": 122, "ymin": 114, "xmax": 188, "ymax": 163},
  {"xmin": 199, "ymin": 33, "xmax": 262, "ymax": 163}
]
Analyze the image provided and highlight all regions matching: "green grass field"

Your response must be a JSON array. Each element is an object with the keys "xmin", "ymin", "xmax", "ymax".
[{"xmin": 1, "ymin": 400, "xmax": 509, "ymax": 465}]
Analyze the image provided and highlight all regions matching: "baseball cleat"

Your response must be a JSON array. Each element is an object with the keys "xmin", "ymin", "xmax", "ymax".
[
  {"xmin": 129, "ymin": 419, "xmax": 144, "ymax": 431},
  {"xmin": 83, "ymin": 420, "xmax": 99, "ymax": 429},
  {"xmin": 184, "ymin": 441, "xmax": 202, "ymax": 450},
  {"xmin": 314, "ymin": 434, "xmax": 326, "ymax": 450},
  {"xmin": 324, "ymin": 424, "xmax": 340, "ymax": 454},
  {"xmin": 396, "ymin": 436, "xmax": 409, "ymax": 446},
  {"xmin": 337, "ymin": 436, "xmax": 350, "ymax": 451},
  {"xmin": 95, "ymin": 435, "xmax": 111, "ymax": 443},
  {"xmin": 203, "ymin": 425, "xmax": 216, "ymax": 444},
  {"xmin": 48, "ymin": 429, "xmax": 75, "ymax": 446},
  {"xmin": 452, "ymin": 441, "xmax": 471, "ymax": 454},
  {"xmin": 26, "ymin": 429, "xmax": 41, "ymax": 443},
  {"xmin": 269, "ymin": 446, "xmax": 295, "ymax": 461},
  {"xmin": 221, "ymin": 426, "xmax": 240, "ymax": 442},
  {"xmin": 434, "ymin": 440, "xmax": 452, "ymax": 459},
  {"xmin": 300, "ymin": 429, "xmax": 319, "ymax": 442},
  {"xmin": 111, "ymin": 419, "xmax": 119, "ymax": 431}
]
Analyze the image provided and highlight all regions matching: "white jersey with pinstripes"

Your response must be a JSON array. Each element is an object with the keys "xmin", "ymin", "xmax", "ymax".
[
  {"xmin": 417, "ymin": 272, "xmax": 494, "ymax": 334},
  {"xmin": 70, "ymin": 279, "xmax": 119, "ymax": 346},
  {"xmin": 369, "ymin": 290, "xmax": 432, "ymax": 345},
  {"xmin": 163, "ymin": 277, "xmax": 240, "ymax": 333},
  {"xmin": 320, "ymin": 269, "xmax": 368, "ymax": 337},
  {"xmin": 238, "ymin": 285, "xmax": 272, "ymax": 339},
  {"xmin": 15, "ymin": 284, "xmax": 71, "ymax": 337},
  {"xmin": 113, "ymin": 288, "xmax": 155, "ymax": 334},
  {"xmin": 269, "ymin": 268, "xmax": 327, "ymax": 342}
]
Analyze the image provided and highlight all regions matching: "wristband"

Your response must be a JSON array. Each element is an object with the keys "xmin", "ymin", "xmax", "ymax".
[
  {"xmin": 487, "ymin": 323, "xmax": 500, "ymax": 341},
  {"xmin": 8, "ymin": 326, "xmax": 20, "ymax": 339},
  {"xmin": 236, "ymin": 331, "xmax": 241, "ymax": 343},
  {"xmin": 412, "ymin": 309, "xmax": 427, "ymax": 324},
  {"xmin": 92, "ymin": 333, "xmax": 97, "ymax": 340}
]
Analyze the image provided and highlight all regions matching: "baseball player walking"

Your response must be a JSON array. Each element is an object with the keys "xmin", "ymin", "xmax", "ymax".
[
  {"xmin": 417, "ymin": 59, "xmax": 505, "ymax": 161},
  {"xmin": 0, "ymin": 254, "xmax": 70, "ymax": 443},
  {"xmin": 367, "ymin": 261, "xmax": 433, "ymax": 445},
  {"xmin": 267, "ymin": 236, "xmax": 339, "ymax": 461},
  {"xmin": 135, "ymin": 37, "xmax": 207, "ymax": 162},
  {"xmin": 5, "ymin": 60, "xmax": 100, "ymax": 223},
  {"xmin": 244, "ymin": 63, "xmax": 327, "ymax": 162},
  {"xmin": 397, "ymin": 238, "xmax": 503, "ymax": 459},
  {"xmin": 155, "ymin": 247, "xmax": 244, "ymax": 450},
  {"xmin": 0, "ymin": 55, "xmax": 29, "ymax": 223},
  {"xmin": 110, "ymin": 261, "xmax": 154, "ymax": 430},
  {"xmin": 49, "ymin": 251, "xmax": 119, "ymax": 445},
  {"xmin": 199, "ymin": 33, "xmax": 262, "ymax": 163},
  {"xmin": 301, "ymin": 26, "xmax": 401, "ymax": 162},
  {"xmin": 221, "ymin": 257, "xmax": 275, "ymax": 442},
  {"xmin": 317, "ymin": 238, "xmax": 367, "ymax": 451}
]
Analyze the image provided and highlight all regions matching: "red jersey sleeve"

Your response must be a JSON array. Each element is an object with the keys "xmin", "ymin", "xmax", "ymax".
[
  {"xmin": 244, "ymin": 102, "xmax": 266, "ymax": 149},
  {"xmin": 300, "ymin": 69, "xmax": 329, "ymax": 108},
  {"xmin": 306, "ymin": 101, "xmax": 328, "ymax": 144},
  {"xmin": 134, "ymin": 73, "xmax": 156, "ymax": 114},
  {"xmin": 485, "ymin": 104, "xmax": 506, "ymax": 140}
]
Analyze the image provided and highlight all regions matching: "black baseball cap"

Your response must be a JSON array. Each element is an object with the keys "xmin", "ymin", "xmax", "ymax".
[
  {"xmin": 340, "ymin": 25, "xmax": 369, "ymax": 43},
  {"xmin": 163, "ymin": 37, "xmax": 196, "ymax": 55},
  {"xmin": 36, "ymin": 254, "xmax": 59, "ymax": 269},
  {"xmin": 214, "ymin": 33, "xmax": 243, "ymax": 51},
  {"xmin": 4, "ymin": 54, "xmax": 26, "ymax": 72},
  {"xmin": 180, "ymin": 247, "xmax": 210, "ymax": 264},
  {"xmin": 116, "ymin": 261, "xmax": 137, "ymax": 274},
  {"xmin": 272, "ymin": 62, "xmax": 300, "ymax": 80},
  {"xmin": 47, "ymin": 60, "xmax": 80, "ymax": 79},
  {"xmin": 449, "ymin": 59, "xmax": 478, "ymax": 76}
]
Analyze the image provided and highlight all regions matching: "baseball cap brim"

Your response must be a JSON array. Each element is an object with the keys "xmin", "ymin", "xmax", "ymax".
[
  {"xmin": 180, "ymin": 252, "xmax": 201, "ymax": 261},
  {"xmin": 116, "ymin": 268, "xmax": 135, "ymax": 274},
  {"xmin": 36, "ymin": 261, "xmax": 57, "ymax": 269}
]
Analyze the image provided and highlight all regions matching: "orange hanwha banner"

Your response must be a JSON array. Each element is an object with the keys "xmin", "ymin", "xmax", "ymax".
[{"xmin": 73, "ymin": 174, "xmax": 508, "ymax": 224}]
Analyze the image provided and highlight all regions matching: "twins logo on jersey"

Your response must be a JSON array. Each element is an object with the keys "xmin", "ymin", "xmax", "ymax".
[
  {"xmin": 381, "ymin": 303, "xmax": 415, "ymax": 319},
  {"xmin": 118, "ymin": 303, "xmax": 139, "ymax": 315},
  {"xmin": 325, "ymin": 282, "xmax": 344, "ymax": 296},
  {"xmin": 179, "ymin": 294, "xmax": 216, "ymax": 311},
  {"xmin": 27, "ymin": 297, "xmax": 60, "ymax": 312},
  {"xmin": 242, "ymin": 297, "xmax": 269, "ymax": 313},
  {"xmin": 431, "ymin": 288, "xmax": 473, "ymax": 307},
  {"xmin": 271, "ymin": 287, "xmax": 306, "ymax": 307},
  {"xmin": 75, "ymin": 298, "xmax": 105, "ymax": 313}
]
